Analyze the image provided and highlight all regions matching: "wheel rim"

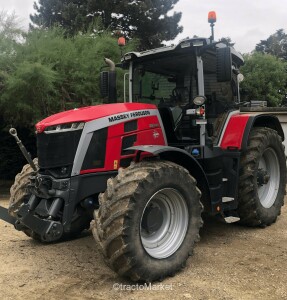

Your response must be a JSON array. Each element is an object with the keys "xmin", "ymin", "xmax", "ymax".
[
  {"xmin": 257, "ymin": 148, "xmax": 280, "ymax": 208},
  {"xmin": 140, "ymin": 188, "xmax": 188, "ymax": 259}
]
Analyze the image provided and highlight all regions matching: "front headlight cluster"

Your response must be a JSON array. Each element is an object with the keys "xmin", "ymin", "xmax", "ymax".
[{"xmin": 44, "ymin": 122, "xmax": 85, "ymax": 133}]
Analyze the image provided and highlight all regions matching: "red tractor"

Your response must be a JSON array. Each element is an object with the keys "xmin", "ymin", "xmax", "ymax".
[{"xmin": 1, "ymin": 12, "xmax": 286, "ymax": 282}]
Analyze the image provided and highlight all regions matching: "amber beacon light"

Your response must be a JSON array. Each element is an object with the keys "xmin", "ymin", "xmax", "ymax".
[
  {"xmin": 208, "ymin": 11, "xmax": 217, "ymax": 23},
  {"xmin": 208, "ymin": 11, "xmax": 217, "ymax": 42},
  {"xmin": 118, "ymin": 37, "xmax": 126, "ymax": 47}
]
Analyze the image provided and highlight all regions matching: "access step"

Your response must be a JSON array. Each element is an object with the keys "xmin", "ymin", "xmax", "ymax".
[
  {"xmin": 224, "ymin": 216, "xmax": 240, "ymax": 223},
  {"xmin": 222, "ymin": 197, "xmax": 234, "ymax": 203}
]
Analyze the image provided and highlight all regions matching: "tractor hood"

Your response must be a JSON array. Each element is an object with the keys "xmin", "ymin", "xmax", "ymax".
[{"xmin": 36, "ymin": 103, "xmax": 157, "ymax": 133}]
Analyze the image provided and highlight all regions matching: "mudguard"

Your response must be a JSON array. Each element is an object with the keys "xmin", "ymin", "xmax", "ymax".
[
  {"xmin": 127, "ymin": 145, "xmax": 211, "ymax": 202},
  {"xmin": 219, "ymin": 113, "xmax": 284, "ymax": 151}
]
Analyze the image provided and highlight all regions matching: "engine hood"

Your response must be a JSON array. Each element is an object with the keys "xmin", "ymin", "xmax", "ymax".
[{"xmin": 36, "ymin": 103, "xmax": 157, "ymax": 133}]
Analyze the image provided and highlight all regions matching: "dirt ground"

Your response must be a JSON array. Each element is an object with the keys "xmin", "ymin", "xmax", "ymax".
[{"xmin": 0, "ymin": 194, "xmax": 286, "ymax": 300}]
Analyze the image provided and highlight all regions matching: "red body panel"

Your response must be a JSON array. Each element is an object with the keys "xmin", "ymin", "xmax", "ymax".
[
  {"xmin": 36, "ymin": 103, "xmax": 157, "ymax": 132},
  {"xmin": 80, "ymin": 115, "xmax": 166, "ymax": 174},
  {"xmin": 220, "ymin": 114, "xmax": 250, "ymax": 149}
]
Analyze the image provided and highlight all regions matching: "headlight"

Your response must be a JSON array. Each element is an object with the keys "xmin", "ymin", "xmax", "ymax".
[
  {"xmin": 44, "ymin": 122, "xmax": 85, "ymax": 133},
  {"xmin": 193, "ymin": 96, "xmax": 206, "ymax": 106}
]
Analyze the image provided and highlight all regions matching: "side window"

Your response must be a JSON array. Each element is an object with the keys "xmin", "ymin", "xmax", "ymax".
[{"xmin": 132, "ymin": 67, "xmax": 175, "ymax": 105}]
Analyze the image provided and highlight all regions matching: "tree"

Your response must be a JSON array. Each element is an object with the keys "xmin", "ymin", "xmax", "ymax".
[
  {"xmin": 1, "ymin": 62, "xmax": 58, "ymax": 125},
  {"xmin": 0, "ymin": 27, "xmax": 138, "ymax": 126},
  {"xmin": 240, "ymin": 53, "xmax": 287, "ymax": 106},
  {"xmin": 255, "ymin": 29, "xmax": 287, "ymax": 60},
  {"xmin": 219, "ymin": 37, "xmax": 235, "ymax": 47},
  {"xmin": 0, "ymin": 10, "xmax": 23, "ymax": 43},
  {"xmin": 0, "ymin": 11, "xmax": 23, "ymax": 84},
  {"xmin": 30, "ymin": 0, "xmax": 92, "ymax": 35},
  {"xmin": 30, "ymin": 0, "xmax": 182, "ymax": 49}
]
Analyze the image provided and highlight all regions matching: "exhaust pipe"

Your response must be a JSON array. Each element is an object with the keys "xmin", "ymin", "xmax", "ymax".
[
  {"xmin": 102, "ymin": 58, "xmax": 117, "ymax": 103},
  {"xmin": 104, "ymin": 58, "xmax": 115, "ymax": 71}
]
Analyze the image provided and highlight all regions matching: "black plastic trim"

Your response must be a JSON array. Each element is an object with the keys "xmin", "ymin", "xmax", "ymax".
[
  {"xmin": 17, "ymin": 171, "xmax": 118, "ymax": 235},
  {"xmin": 241, "ymin": 114, "xmax": 284, "ymax": 151},
  {"xmin": 82, "ymin": 128, "xmax": 108, "ymax": 170},
  {"xmin": 62, "ymin": 171, "xmax": 118, "ymax": 231}
]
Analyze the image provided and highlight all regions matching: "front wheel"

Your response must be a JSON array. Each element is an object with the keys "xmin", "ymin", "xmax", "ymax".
[
  {"xmin": 92, "ymin": 160, "xmax": 203, "ymax": 282},
  {"xmin": 238, "ymin": 127, "xmax": 286, "ymax": 226},
  {"xmin": 9, "ymin": 159, "xmax": 41, "ymax": 240}
]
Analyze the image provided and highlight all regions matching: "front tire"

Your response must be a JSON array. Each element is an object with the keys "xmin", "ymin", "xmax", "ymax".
[
  {"xmin": 9, "ymin": 159, "xmax": 40, "ymax": 240},
  {"xmin": 92, "ymin": 161, "xmax": 203, "ymax": 282},
  {"xmin": 238, "ymin": 127, "xmax": 286, "ymax": 226}
]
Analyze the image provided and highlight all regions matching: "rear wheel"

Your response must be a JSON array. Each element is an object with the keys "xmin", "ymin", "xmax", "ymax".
[
  {"xmin": 92, "ymin": 160, "xmax": 203, "ymax": 282},
  {"xmin": 237, "ymin": 127, "xmax": 286, "ymax": 226}
]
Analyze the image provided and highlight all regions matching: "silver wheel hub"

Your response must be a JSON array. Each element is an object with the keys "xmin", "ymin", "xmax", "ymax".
[
  {"xmin": 257, "ymin": 148, "xmax": 280, "ymax": 208},
  {"xmin": 140, "ymin": 188, "xmax": 188, "ymax": 259}
]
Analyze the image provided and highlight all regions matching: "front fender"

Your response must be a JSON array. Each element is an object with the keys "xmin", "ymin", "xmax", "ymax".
[{"xmin": 127, "ymin": 145, "xmax": 211, "ymax": 208}]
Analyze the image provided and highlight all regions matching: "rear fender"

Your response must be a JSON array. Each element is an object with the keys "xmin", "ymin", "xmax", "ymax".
[
  {"xmin": 219, "ymin": 113, "xmax": 284, "ymax": 151},
  {"xmin": 242, "ymin": 115, "xmax": 284, "ymax": 150}
]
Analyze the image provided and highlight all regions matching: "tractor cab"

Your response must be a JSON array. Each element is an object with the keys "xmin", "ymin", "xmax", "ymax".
[
  {"xmin": 101, "ymin": 36, "xmax": 244, "ymax": 149},
  {"xmin": 121, "ymin": 38, "xmax": 244, "ymax": 147}
]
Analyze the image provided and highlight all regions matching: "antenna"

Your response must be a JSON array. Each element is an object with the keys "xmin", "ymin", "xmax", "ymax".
[{"xmin": 208, "ymin": 11, "xmax": 217, "ymax": 42}]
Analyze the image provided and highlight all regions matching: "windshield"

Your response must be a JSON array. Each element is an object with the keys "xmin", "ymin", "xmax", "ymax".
[{"xmin": 131, "ymin": 53, "xmax": 197, "ymax": 108}]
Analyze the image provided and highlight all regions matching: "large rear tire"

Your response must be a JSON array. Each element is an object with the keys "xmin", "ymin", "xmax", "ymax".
[
  {"xmin": 92, "ymin": 160, "xmax": 203, "ymax": 282},
  {"xmin": 237, "ymin": 127, "xmax": 286, "ymax": 226}
]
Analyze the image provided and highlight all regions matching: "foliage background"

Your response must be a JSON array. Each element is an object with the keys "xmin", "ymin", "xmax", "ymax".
[
  {"xmin": 30, "ymin": 0, "xmax": 183, "ymax": 50},
  {"xmin": 240, "ymin": 53, "xmax": 287, "ymax": 106}
]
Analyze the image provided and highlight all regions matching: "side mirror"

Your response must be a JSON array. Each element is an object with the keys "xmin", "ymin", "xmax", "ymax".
[
  {"xmin": 100, "ymin": 71, "xmax": 117, "ymax": 103},
  {"xmin": 216, "ymin": 47, "xmax": 232, "ymax": 82}
]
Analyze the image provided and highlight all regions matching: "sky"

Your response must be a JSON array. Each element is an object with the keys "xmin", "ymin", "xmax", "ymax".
[{"xmin": 0, "ymin": 0, "xmax": 286, "ymax": 54}]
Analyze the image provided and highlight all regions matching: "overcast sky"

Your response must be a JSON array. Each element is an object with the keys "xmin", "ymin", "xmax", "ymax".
[{"xmin": 1, "ymin": 0, "xmax": 286, "ymax": 54}]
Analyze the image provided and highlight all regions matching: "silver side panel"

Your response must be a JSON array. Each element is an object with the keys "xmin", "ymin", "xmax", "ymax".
[
  {"xmin": 129, "ymin": 62, "xmax": 133, "ymax": 103},
  {"xmin": 197, "ymin": 56, "xmax": 205, "ymax": 96},
  {"xmin": 71, "ymin": 109, "xmax": 164, "ymax": 176},
  {"xmin": 197, "ymin": 56, "xmax": 206, "ymax": 146}
]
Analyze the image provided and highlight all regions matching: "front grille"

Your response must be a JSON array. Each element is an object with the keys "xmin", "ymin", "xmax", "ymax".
[{"xmin": 37, "ymin": 130, "xmax": 82, "ymax": 172}]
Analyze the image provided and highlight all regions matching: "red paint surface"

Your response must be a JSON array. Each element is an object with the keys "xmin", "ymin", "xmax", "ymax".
[
  {"xmin": 220, "ymin": 114, "xmax": 250, "ymax": 149},
  {"xmin": 36, "ymin": 103, "xmax": 157, "ymax": 132},
  {"xmin": 80, "ymin": 115, "xmax": 166, "ymax": 174}
]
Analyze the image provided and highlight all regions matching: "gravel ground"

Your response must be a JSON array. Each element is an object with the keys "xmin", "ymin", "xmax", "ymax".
[{"xmin": 0, "ymin": 197, "xmax": 286, "ymax": 300}]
